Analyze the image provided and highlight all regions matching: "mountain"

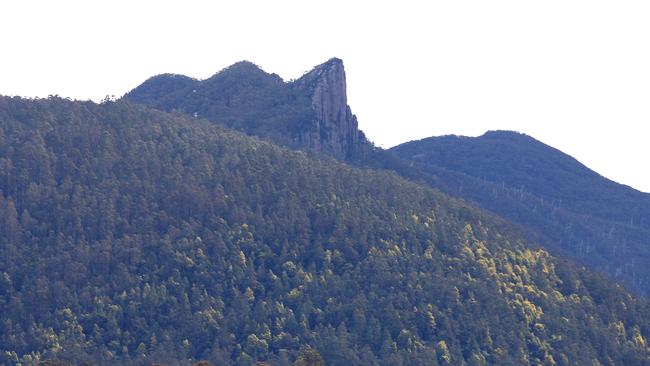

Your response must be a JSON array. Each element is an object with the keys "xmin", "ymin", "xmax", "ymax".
[
  {"xmin": 1, "ymin": 96, "xmax": 649, "ymax": 365},
  {"xmin": 124, "ymin": 58, "xmax": 371, "ymax": 161},
  {"xmin": 391, "ymin": 131, "xmax": 650, "ymax": 297},
  {"xmin": 125, "ymin": 59, "xmax": 650, "ymax": 299}
]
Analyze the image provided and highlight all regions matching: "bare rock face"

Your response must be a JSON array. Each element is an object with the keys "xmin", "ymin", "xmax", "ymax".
[{"xmin": 294, "ymin": 58, "xmax": 369, "ymax": 160}]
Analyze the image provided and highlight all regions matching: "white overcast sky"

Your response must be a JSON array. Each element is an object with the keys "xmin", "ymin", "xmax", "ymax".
[{"xmin": 2, "ymin": 1, "xmax": 650, "ymax": 192}]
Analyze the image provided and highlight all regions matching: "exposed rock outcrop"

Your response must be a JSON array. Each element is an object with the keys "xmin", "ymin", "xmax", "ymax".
[{"xmin": 293, "ymin": 58, "xmax": 369, "ymax": 160}]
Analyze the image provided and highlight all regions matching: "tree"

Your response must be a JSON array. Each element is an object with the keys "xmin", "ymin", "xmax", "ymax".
[
  {"xmin": 292, "ymin": 348, "xmax": 325, "ymax": 366},
  {"xmin": 40, "ymin": 360, "xmax": 73, "ymax": 366},
  {"xmin": 193, "ymin": 361, "xmax": 214, "ymax": 366}
]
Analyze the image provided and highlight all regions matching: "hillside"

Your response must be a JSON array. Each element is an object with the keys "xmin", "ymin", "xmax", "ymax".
[
  {"xmin": 391, "ymin": 131, "xmax": 650, "ymax": 297},
  {"xmin": 124, "ymin": 59, "xmax": 650, "ymax": 299},
  {"xmin": 0, "ymin": 97, "xmax": 649, "ymax": 365}
]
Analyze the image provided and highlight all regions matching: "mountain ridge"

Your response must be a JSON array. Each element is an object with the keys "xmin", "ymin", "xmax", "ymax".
[
  {"xmin": 124, "ymin": 58, "xmax": 371, "ymax": 161},
  {"xmin": 391, "ymin": 131, "xmax": 650, "ymax": 296},
  {"xmin": 124, "ymin": 58, "xmax": 650, "ymax": 297}
]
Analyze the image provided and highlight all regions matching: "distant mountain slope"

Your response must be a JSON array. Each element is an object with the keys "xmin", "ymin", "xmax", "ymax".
[
  {"xmin": 124, "ymin": 58, "xmax": 371, "ymax": 161},
  {"xmin": 391, "ymin": 131, "xmax": 650, "ymax": 296},
  {"xmin": 1, "ymin": 97, "xmax": 649, "ymax": 365}
]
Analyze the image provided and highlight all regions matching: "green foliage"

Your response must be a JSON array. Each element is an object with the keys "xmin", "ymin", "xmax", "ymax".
[
  {"xmin": 39, "ymin": 360, "xmax": 73, "ymax": 366},
  {"xmin": 124, "ymin": 61, "xmax": 316, "ymax": 150},
  {"xmin": 125, "ymin": 60, "xmax": 650, "ymax": 300},
  {"xmin": 390, "ymin": 131, "xmax": 650, "ymax": 297},
  {"xmin": 292, "ymin": 348, "xmax": 324, "ymax": 366},
  {"xmin": 0, "ymin": 97, "xmax": 649, "ymax": 365}
]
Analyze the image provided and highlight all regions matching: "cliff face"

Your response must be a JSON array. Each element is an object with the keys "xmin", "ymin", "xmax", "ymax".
[{"xmin": 293, "ymin": 58, "xmax": 368, "ymax": 160}]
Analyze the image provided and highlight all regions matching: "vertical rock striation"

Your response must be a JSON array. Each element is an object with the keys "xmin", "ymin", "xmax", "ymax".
[{"xmin": 294, "ymin": 58, "xmax": 369, "ymax": 160}]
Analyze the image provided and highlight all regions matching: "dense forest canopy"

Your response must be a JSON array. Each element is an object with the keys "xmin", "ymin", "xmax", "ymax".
[
  {"xmin": 0, "ymin": 96, "xmax": 649, "ymax": 365},
  {"xmin": 390, "ymin": 132, "xmax": 650, "ymax": 297},
  {"xmin": 125, "ymin": 61, "xmax": 314, "ymax": 144},
  {"xmin": 125, "ymin": 59, "xmax": 650, "ymax": 300}
]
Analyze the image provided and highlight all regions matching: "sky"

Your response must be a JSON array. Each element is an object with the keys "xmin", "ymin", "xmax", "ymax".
[{"xmin": 1, "ymin": 1, "xmax": 649, "ymax": 192}]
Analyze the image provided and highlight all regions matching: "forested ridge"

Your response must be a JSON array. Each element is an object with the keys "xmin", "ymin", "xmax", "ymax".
[
  {"xmin": 390, "ymin": 132, "xmax": 650, "ymax": 297},
  {"xmin": 124, "ymin": 61, "xmax": 314, "ymax": 149},
  {"xmin": 125, "ymin": 59, "xmax": 650, "ymax": 300},
  {"xmin": 0, "ymin": 97, "xmax": 649, "ymax": 365},
  {"xmin": 124, "ymin": 58, "xmax": 371, "ymax": 161}
]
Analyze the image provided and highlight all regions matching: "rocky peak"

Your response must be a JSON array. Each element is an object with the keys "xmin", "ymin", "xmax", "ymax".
[
  {"xmin": 293, "ymin": 58, "xmax": 369, "ymax": 160},
  {"xmin": 124, "ymin": 58, "xmax": 370, "ymax": 161},
  {"xmin": 296, "ymin": 58, "xmax": 345, "ymax": 92}
]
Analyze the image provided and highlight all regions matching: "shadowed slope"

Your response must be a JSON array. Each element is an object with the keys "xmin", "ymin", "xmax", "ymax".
[{"xmin": 392, "ymin": 131, "xmax": 650, "ymax": 296}]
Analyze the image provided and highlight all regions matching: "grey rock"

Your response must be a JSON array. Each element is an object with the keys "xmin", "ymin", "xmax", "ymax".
[{"xmin": 294, "ymin": 58, "xmax": 369, "ymax": 160}]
